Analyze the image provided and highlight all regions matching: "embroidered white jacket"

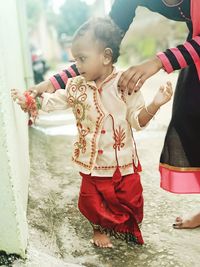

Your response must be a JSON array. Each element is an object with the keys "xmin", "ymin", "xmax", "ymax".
[{"xmin": 41, "ymin": 70, "xmax": 146, "ymax": 176}]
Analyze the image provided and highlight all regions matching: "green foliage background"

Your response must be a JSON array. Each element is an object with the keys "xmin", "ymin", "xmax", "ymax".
[{"xmin": 26, "ymin": 0, "xmax": 188, "ymax": 66}]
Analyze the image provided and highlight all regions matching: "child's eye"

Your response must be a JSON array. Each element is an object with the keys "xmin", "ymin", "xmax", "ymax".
[{"xmin": 80, "ymin": 57, "xmax": 86, "ymax": 62}]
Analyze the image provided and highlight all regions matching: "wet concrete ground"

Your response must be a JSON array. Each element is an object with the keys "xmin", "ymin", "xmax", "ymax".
[{"xmin": 14, "ymin": 71, "xmax": 200, "ymax": 267}]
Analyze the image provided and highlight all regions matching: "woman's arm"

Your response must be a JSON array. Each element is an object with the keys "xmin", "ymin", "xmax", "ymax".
[
  {"xmin": 157, "ymin": 34, "xmax": 200, "ymax": 73},
  {"xmin": 49, "ymin": 63, "xmax": 79, "ymax": 90},
  {"xmin": 28, "ymin": 63, "xmax": 79, "ymax": 98},
  {"xmin": 109, "ymin": 0, "xmax": 138, "ymax": 34},
  {"xmin": 119, "ymin": 34, "xmax": 200, "ymax": 94}
]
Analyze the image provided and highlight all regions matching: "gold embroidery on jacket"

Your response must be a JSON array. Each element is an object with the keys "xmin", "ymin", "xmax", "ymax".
[
  {"xmin": 67, "ymin": 78, "xmax": 106, "ymax": 167},
  {"xmin": 67, "ymin": 78, "xmax": 92, "ymax": 158},
  {"xmin": 74, "ymin": 122, "xmax": 90, "ymax": 157}
]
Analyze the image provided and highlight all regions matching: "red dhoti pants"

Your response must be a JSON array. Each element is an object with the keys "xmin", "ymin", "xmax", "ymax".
[{"xmin": 78, "ymin": 171, "xmax": 144, "ymax": 244}]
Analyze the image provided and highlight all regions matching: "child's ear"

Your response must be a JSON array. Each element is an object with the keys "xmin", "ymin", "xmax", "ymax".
[{"xmin": 103, "ymin": 48, "xmax": 113, "ymax": 65}]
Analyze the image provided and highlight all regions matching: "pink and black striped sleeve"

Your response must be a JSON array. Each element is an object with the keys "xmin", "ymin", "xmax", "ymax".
[
  {"xmin": 49, "ymin": 63, "xmax": 79, "ymax": 89},
  {"xmin": 157, "ymin": 35, "xmax": 200, "ymax": 73}
]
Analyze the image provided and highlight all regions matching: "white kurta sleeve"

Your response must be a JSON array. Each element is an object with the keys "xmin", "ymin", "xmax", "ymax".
[
  {"xmin": 125, "ymin": 91, "xmax": 146, "ymax": 131},
  {"xmin": 41, "ymin": 80, "xmax": 71, "ymax": 112}
]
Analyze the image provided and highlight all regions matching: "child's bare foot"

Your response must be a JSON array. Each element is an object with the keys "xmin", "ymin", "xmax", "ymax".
[
  {"xmin": 90, "ymin": 229, "xmax": 113, "ymax": 248},
  {"xmin": 173, "ymin": 213, "xmax": 200, "ymax": 229}
]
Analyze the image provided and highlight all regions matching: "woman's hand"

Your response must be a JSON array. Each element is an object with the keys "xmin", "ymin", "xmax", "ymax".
[
  {"xmin": 153, "ymin": 81, "xmax": 173, "ymax": 107},
  {"xmin": 118, "ymin": 56, "xmax": 163, "ymax": 94}
]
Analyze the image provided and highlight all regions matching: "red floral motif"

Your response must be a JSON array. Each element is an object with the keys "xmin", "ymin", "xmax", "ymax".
[{"xmin": 113, "ymin": 126, "xmax": 126, "ymax": 151}]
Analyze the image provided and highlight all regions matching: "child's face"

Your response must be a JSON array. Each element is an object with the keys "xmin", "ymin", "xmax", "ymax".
[{"xmin": 71, "ymin": 31, "xmax": 106, "ymax": 82}]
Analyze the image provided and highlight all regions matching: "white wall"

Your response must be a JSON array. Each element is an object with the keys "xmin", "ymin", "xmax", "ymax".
[{"xmin": 0, "ymin": 0, "xmax": 33, "ymax": 258}]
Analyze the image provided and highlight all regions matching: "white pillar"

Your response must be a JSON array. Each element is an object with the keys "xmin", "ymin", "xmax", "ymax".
[{"xmin": 0, "ymin": 0, "xmax": 33, "ymax": 258}]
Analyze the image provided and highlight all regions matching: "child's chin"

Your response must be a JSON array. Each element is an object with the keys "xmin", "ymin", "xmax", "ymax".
[
  {"xmin": 81, "ymin": 74, "xmax": 87, "ymax": 79},
  {"xmin": 81, "ymin": 74, "xmax": 94, "ymax": 82},
  {"xmin": 84, "ymin": 76, "xmax": 92, "ymax": 82}
]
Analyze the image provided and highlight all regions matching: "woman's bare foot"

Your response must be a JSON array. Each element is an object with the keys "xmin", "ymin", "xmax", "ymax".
[
  {"xmin": 90, "ymin": 229, "xmax": 113, "ymax": 248},
  {"xmin": 173, "ymin": 213, "xmax": 200, "ymax": 229}
]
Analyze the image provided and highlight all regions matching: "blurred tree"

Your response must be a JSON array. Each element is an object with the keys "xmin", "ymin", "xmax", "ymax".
[
  {"xmin": 55, "ymin": 0, "xmax": 91, "ymax": 37},
  {"xmin": 26, "ymin": 0, "xmax": 43, "ymax": 30},
  {"xmin": 26, "ymin": 0, "xmax": 55, "ymax": 31},
  {"xmin": 119, "ymin": 19, "xmax": 187, "ymax": 67}
]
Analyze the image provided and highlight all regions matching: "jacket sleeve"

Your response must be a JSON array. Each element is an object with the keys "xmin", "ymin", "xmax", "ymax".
[
  {"xmin": 41, "ymin": 80, "xmax": 72, "ymax": 112},
  {"xmin": 49, "ymin": 63, "xmax": 79, "ymax": 90},
  {"xmin": 125, "ymin": 91, "xmax": 146, "ymax": 131},
  {"xmin": 109, "ymin": 0, "xmax": 138, "ymax": 34},
  {"xmin": 157, "ymin": 34, "xmax": 200, "ymax": 73}
]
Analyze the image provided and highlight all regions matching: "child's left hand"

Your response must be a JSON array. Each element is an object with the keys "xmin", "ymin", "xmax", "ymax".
[{"xmin": 153, "ymin": 81, "xmax": 173, "ymax": 107}]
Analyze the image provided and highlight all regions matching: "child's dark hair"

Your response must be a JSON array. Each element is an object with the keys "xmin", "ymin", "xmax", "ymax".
[{"xmin": 73, "ymin": 17, "xmax": 123, "ymax": 63}]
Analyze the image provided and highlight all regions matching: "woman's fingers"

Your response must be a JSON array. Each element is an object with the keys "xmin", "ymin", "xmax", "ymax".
[
  {"xmin": 127, "ymin": 72, "xmax": 143, "ymax": 94},
  {"xmin": 118, "ymin": 67, "xmax": 137, "ymax": 90},
  {"xmin": 118, "ymin": 57, "xmax": 163, "ymax": 95},
  {"xmin": 133, "ymin": 75, "xmax": 147, "ymax": 92},
  {"xmin": 118, "ymin": 68, "xmax": 146, "ymax": 94}
]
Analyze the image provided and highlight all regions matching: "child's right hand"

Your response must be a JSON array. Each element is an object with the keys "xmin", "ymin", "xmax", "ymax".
[
  {"xmin": 11, "ymin": 89, "xmax": 27, "ymax": 112},
  {"xmin": 152, "ymin": 81, "xmax": 173, "ymax": 107}
]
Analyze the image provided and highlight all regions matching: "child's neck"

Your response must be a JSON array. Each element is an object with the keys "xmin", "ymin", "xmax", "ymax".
[{"xmin": 95, "ymin": 65, "xmax": 114, "ymax": 88}]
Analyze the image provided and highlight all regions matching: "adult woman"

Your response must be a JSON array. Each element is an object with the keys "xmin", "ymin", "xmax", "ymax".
[
  {"xmin": 112, "ymin": 0, "xmax": 200, "ymax": 229},
  {"xmin": 29, "ymin": 0, "xmax": 200, "ymax": 228}
]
